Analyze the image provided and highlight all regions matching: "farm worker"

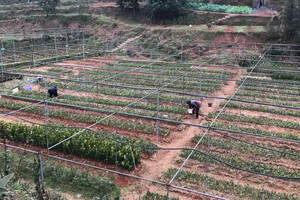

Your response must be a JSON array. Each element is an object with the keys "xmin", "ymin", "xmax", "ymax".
[
  {"xmin": 186, "ymin": 100, "xmax": 201, "ymax": 119},
  {"xmin": 48, "ymin": 86, "xmax": 58, "ymax": 98}
]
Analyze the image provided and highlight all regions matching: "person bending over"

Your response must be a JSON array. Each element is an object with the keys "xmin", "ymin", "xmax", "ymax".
[{"xmin": 187, "ymin": 100, "xmax": 201, "ymax": 119}]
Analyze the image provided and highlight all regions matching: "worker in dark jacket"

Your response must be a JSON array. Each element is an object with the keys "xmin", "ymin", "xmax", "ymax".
[
  {"xmin": 187, "ymin": 100, "xmax": 201, "ymax": 119},
  {"xmin": 48, "ymin": 86, "xmax": 58, "ymax": 98}
]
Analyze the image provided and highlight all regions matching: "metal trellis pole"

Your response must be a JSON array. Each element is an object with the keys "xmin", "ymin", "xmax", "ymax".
[
  {"xmin": 54, "ymin": 34, "xmax": 58, "ymax": 62},
  {"xmin": 156, "ymin": 90, "xmax": 160, "ymax": 144},
  {"xmin": 44, "ymin": 77, "xmax": 49, "ymax": 154}
]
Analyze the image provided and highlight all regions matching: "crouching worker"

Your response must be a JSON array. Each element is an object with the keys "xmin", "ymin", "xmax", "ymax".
[
  {"xmin": 48, "ymin": 86, "xmax": 58, "ymax": 98},
  {"xmin": 187, "ymin": 100, "xmax": 201, "ymax": 119}
]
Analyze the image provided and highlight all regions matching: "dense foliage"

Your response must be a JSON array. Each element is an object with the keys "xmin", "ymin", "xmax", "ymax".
[
  {"xmin": 187, "ymin": 2, "xmax": 252, "ymax": 14},
  {"xmin": 145, "ymin": 0, "xmax": 187, "ymax": 21},
  {"xmin": 0, "ymin": 121, "xmax": 144, "ymax": 170},
  {"xmin": 282, "ymin": 0, "xmax": 300, "ymax": 42},
  {"xmin": 117, "ymin": 0, "xmax": 139, "ymax": 10},
  {"xmin": 38, "ymin": 0, "xmax": 60, "ymax": 16},
  {"xmin": 0, "ymin": 151, "xmax": 120, "ymax": 199}
]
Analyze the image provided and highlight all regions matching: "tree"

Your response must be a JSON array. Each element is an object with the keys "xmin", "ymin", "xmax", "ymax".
[
  {"xmin": 282, "ymin": 0, "xmax": 300, "ymax": 42},
  {"xmin": 117, "ymin": 0, "xmax": 139, "ymax": 11},
  {"xmin": 38, "ymin": 0, "xmax": 60, "ymax": 17},
  {"xmin": 145, "ymin": 0, "xmax": 187, "ymax": 22}
]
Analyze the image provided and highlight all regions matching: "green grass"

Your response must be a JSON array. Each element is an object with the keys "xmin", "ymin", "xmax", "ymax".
[{"xmin": 0, "ymin": 150, "xmax": 120, "ymax": 199}]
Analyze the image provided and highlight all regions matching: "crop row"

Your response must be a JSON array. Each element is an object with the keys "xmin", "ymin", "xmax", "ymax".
[
  {"xmin": 88, "ymin": 75, "xmax": 219, "ymax": 94},
  {"xmin": 12, "ymin": 91, "xmax": 183, "ymax": 122},
  {"xmin": 82, "ymin": 66, "xmax": 232, "ymax": 80},
  {"xmin": 234, "ymin": 96, "xmax": 299, "ymax": 108},
  {"xmin": 205, "ymin": 122, "xmax": 300, "ymax": 141},
  {"xmin": 222, "ymin": 102, "xmax": 300, "ymax": 117},
  {"xmin": 208, "ymin": 113, "xmax": 300, "ymax": 130},
  {"xmin": 119, "ymin": 60, "xmax": 234, "ymax": 74},
  {"xmin": 192, "ymin": 135, "xmax": 299, "ymax": 161},
  {"xmin": 237, "ymin": 89, "xmax": 300, "ymax": 98},
  {"xmin": 164, "ymin": 169, "xmax": 297, "ymax": 200},
  {"xmin": 238, "ymin": 85, "xmax": 300, "ymax": 95},
  {"xmin": 19, "ymin": 89, "xmax": 187, "ymax": 115},
  {"xmin": 0, "ymin": 99, "xmax": 170, "ymax": 136},
  {"xmin": 142, "ymin": 191, "xmax": 179, "ymax": 200},
  {"xmin": 81, "ymin": 68, "xmax": 222, "ymax": 85},
  {"xmin": 0, "ymin": 120, "xmax": 154, "ymax": 170},
  {"xmin": 187, "ymin": 2, "xmax": 252, "ymax": 14},
  {"xmin": 240, "ymin": 81, "xmax": 300, "ymax": 92},
  {"xmin": 105, "ymin": 62, "xmax": 234, "ymax": 76},
  {"xmin": 80, "ymin": 69, "xmax": 223, "ymax": 90},
  {"xmin": 180, "ymin": 150, "xmax": 300, "ymax": 179},
  {"xmin": 48, "ymin": 81, "xmax": 190, "ymax": 104}
]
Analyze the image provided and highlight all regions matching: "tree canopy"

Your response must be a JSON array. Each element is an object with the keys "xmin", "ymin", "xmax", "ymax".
[{"xmin": 38, "ymin": 0, "xmax": 60, "ymax": 16}]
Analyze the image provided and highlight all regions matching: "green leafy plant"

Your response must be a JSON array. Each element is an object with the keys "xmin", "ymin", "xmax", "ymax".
[{"xmin": 0, "ymin": 173, "xmax": 14, "ymax": 197}]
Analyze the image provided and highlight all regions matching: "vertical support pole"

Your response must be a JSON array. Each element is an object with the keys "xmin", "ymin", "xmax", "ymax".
[
  {"xmin": 13, "ymin": 39, "xmax": 16, "ymax": 63},
  {"xmin": 82, "ymin": 31, "xmax": 85, "ymax": 60},
  {"xmin": 44, "ymin": 77, "xmax": 49, "ymax": 155},
  {"xmin": 31, "ymin": 39, "xmax": 35, "ymax": 68},
  {"xmin": 65, "ymin": 33, "xmax": 69, "ymax": 55},
  {"xmin": 114, "ymin": 116, "xmax": 118, "ymax": 168},
  {"xmin": 2, "ymin": 128, "xmax": 8, "ymax": 175},
  {"xmin": 54, "ymin": 34, "xmax": 58, "ymax": 62},
  {"xmin": 94, "ymin": 30, "xmax": 97, "ymax": 52},
  {"xmin": 38, "ymin": 153, "xmax": 45, "ymax": 192},
  {"xmin": 166, "ymin": 186, "xmax": 170, "ymax": 200},
  {"xmin": 180, "ymin": 42, "xmax": 183, "ymax": 62},
  {"xmin": 0, "ymin": 44, "xmax": 3, "ymax": 81},
  {"xmin": 182, "ymin": 75, "xmax": 185, "ymax": 93},
  {"xmin": 156, "ymin": 90, "xmax": 160, "ymax": 144}
]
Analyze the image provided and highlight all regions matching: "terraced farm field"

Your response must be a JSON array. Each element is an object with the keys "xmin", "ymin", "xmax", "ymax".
[{"xmin": 0, "ymin": 42, "xmax": 299, "ymax": 200}]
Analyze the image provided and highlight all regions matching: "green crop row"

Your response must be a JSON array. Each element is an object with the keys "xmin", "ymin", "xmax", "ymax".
[
  {"xmin": 0, "ymin": 150, "xmax": 120, "ymax": 199},
  {"xmin": 180, "ymin": 150, "xmax": 300, "ymax": 179},
  {"xmin": 118, "ymin": 61, "xmax": 234, "ymax": 75},
  {"xmin": 164, "ymin": 169, "xmax": 298, "ymax": 200},
  {"xmin": 0, "ymin": 99, "xmax": 170, "ymax": 136},
  {"xmin": 187, "ymin": 2, "xmax": 252, "ymax": 14},
  {"xmin": 206, "ymin": 122, "xmax": 300, "ymax": 140},
  {"xmin": 105, "ymin": 63, "xmax": 234, "ymax": 76},
  {"xmin": 80, "ymin": 70, "xmax": 220, "ymax": 92},
  {"xmin": 192, "ymin": 134, "xmax": 300, "ymax": 161},
  {"xmin": 142, "ymin": 191, "xmax": 179, "ymax": 200},
  {"xmin": 208, "ymin": 113, "xmax": 300, "ymax": 130},
  {"xmin": 236, "ymin": 91, "xmax": 300, "ymax": 102},
  {"xmin": 0, "ymin": 120, "xmax": 155, "ymax": 170},
  {"xmin": 222, "ymin": 102, "xmax": 300, "ymax": 117},
  {"xmin": 235, "ymin": 96, "xmax": 299, "ymax": 108},
  {"xmin": 19, "ymin": 89, "xmax": 187, "ymax": 115},
  {"xmin": 239, "ymin": 81, "xmax": 300, "ymax": 92},
  {"xmin": 238, "ymin": 82, "xmax": 300, "ymax": 96},
  {"xmin": 11, "ymin": 92, "xmax": 183, "ymax": 122},
  {"xmin": 50, "ymin": 81, "xmax": 190, "ymax": 104},
  {"xmin": 81, "ymin": 68, "xmax": 222, "ymax": 85}
]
